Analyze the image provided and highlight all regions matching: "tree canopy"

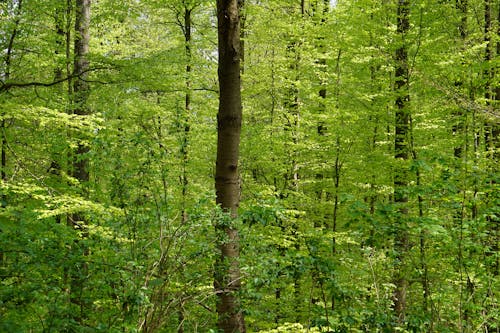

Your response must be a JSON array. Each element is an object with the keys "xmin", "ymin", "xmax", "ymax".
[{"xmin": 0, "ymin": 0, "xmax": 499, "ymax": 332}]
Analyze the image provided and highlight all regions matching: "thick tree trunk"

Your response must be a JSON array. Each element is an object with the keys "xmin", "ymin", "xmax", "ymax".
[
  {"xmin": 214, "ymin": 0, "xmax": 246, "ymax": 332},
  {"xmin": 392, "ymin": 0, "xmax": 411, "ymax": 326}
]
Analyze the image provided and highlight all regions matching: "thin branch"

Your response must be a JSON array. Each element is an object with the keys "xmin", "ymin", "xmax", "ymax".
[
  {"xmin": 0, "ymin": 66, "xmax": 115, "ymax": 93},
  {"xmin": 422, "ymin": 74, "xmax": 500, "ymax": 120}
]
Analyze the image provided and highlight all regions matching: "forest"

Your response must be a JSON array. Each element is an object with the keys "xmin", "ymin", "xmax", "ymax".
[{"xmin": 0, "ymin": 0, "xmax": 499, "ymax": 332}]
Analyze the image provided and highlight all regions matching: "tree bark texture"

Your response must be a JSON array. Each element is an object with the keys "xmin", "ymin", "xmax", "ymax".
[{"xmin": 214, "ymin": 0, "xmax": 246, "ymax": 332}]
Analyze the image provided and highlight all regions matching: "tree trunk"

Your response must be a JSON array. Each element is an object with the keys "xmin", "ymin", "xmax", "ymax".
[
  {"xmin": 73, "ymin": 0, "xmax": 91, "ymax": 118},
  {"xmin": 284, "ymin": 39, "xmax": 301, "ymax": 326},
  {"xmin": 72, "ymin": 0, "xmax": 91, "ymax": 188},
  {"xmin": 178, "ymin": 5, "xmax": 192, "ymax": 333},
  {"xmin": 453, "ymin": 0, "xmax": 467, "ymax": 159},
  {"xmin": 238, "ymin": 0, "xmax": 245, "ymax": 74},
  {"xmin": 181, "ymin": 5, "xmax": 191, "ymax": 226},
  {"xmin": 68, "ymin": 0, "xmax": 91, "ymax": 325},
  {"xmin": 392, "ymin": 0, "xmax": 411, "ymax": 326},
  {"xmin": 0, "ymin": 0, "xmax": 23, "ymax": 265},
  {"xmin": 214, "ymin": 0, "xmax": 246, "ymax": 332},
  {"xmin": 70, "ymin": 0, "xmax": 90, "ymax": 214},
  {"xmin": 484, "ymin": 1, "xmax": 499, "ymax": 331}
]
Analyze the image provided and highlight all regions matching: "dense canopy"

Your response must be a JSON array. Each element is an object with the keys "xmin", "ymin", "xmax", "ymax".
[{"xmin": 0, "ymin": 0, "xmax": 499, "ymax": 332}]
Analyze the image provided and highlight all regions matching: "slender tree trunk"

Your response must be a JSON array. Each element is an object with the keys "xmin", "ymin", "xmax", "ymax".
[
  {"xmin": 410, "ymin": 120, "xmax": 431, "ymax": 325},
  {"xmin": 452, "ymin": 2, "xmax": 474, "ymax": 331},
  {"xmin": 288, "ymin": 5, "xmax": 305, "ymax": 322},
  {"xmin": 490, "ymin": 0, "xmax": 500, "ymax": 279},
  {"xmin": 483, "ymin": 1, "xmax": 499, "ymax": 331},
  {"xmin": 309, "ymin": 0, "xmax": 335, "ymax": 321},
  {"xmin": 285, "ymin": 40, "xmax": 302, "ymax": 325},
  {"xmin": 453, "ymin": 0, "xmax": 467, "ymax": 159},
  {"xmin": 49, "ymin": 0, "xmax": 69, "ymax": 188},
  {"xmin": 238, "ymin": 0, "xmax": 245, "ymax": 74},
  {"xmin": 366, "ymin": 11, "xmax": 380, "ymax": 249},
  {"xmin": 483, "ymin": 0, "xmax": 498, "ymax": 157},
  {"xmin": 73, "ymin": 0, "xmax": 91, "ymax": 118},
  {"xmin": 392, "ymin": 0, "xmax": 411, "ymax": 327},
  {"xmin": 68, "ymin": 0, "xmax": 91, "ymax": 325},
  {"xmin": 272, "ymin": 4, "xmax": 304, "ymax": 325},
  {"xmin": 181, "ymin": 6, "xmax": 191, "ymax": 227},
  {"xmin": 66, "ymin": 0, "xmax": 73, "ymax": 96},
  {"xmin": 54, "ymin": 4, "xmax": 65, "ymax": 81},
  {"xmin": 214, "ymin": 0, "xmax": 245, "ymax": 332},
  {"xmin": 0, "ymin": 0, "xmax": 23, "ymax": 265},
  {"xmin": 313, "ymin": 0, "xmax": 329, "ymax": 229},
  {"xmin": 177, "ymin": 5, "xmax": 192, "ymax": 333},
  {"xmin": 71, "ymin": 0, "xmax": 91, "ymax": 208},
  {"xmin": 460, "ymin": 105, "xmax": 480, "ymax": 331},
  {"xmin": 332, "ymin": 49, "xmax": 341, "ymax": 256},
  {"xmin": 484, "ymin": 0, "xmax": 492, "ymax": 91}
]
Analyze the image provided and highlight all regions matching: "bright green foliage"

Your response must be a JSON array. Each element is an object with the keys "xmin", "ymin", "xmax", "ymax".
[{"xmin": 0, "ymin": 0, "xmax": 499, "ymax": 332}]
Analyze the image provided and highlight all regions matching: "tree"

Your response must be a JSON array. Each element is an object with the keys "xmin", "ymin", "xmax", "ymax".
[
  {"xmin": 68, "ymin": 0, "xmax": 92, "ymax": 325},
  {"xmin": 214, "ymin": 0, "xmax": 245, "ymax": 331},
  {"xmin": 0, "ymin": 0, "xmax": 23, "ymax": 258},
  {"xmin": 392, "ymin": 0, "xmax": 411, "ymax": 326}
]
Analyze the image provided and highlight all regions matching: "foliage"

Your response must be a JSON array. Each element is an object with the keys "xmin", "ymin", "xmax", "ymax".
[{"xmin": 0, "ymin": 0, "xmax": 499, "ymax": 332}]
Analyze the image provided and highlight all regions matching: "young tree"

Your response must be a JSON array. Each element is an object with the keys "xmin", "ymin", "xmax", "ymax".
[
  {"xmin": 392, "ymin": 0, "xmax": 411, "ymax": 326},
  {"xmin": 483, "ymin": 1, "xmax": 499, "ymax": 330}
]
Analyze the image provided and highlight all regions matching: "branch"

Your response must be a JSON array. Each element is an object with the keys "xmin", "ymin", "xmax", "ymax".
[
  {"xmin": 423, "ymin": 74, "xmax": 500, "ymax": 121},
  {"xmin": 1, "ymin": 76, "xmax": 72, "ymax": 92},
  {"xmin": 0, "ymin": 66, "xmax": 115, "ymax": 93}
]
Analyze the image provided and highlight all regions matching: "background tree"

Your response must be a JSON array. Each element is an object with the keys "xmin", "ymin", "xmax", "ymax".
[{"xmin": 392, "ymin": 0, "xmax": 411, "ymax": 326}]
